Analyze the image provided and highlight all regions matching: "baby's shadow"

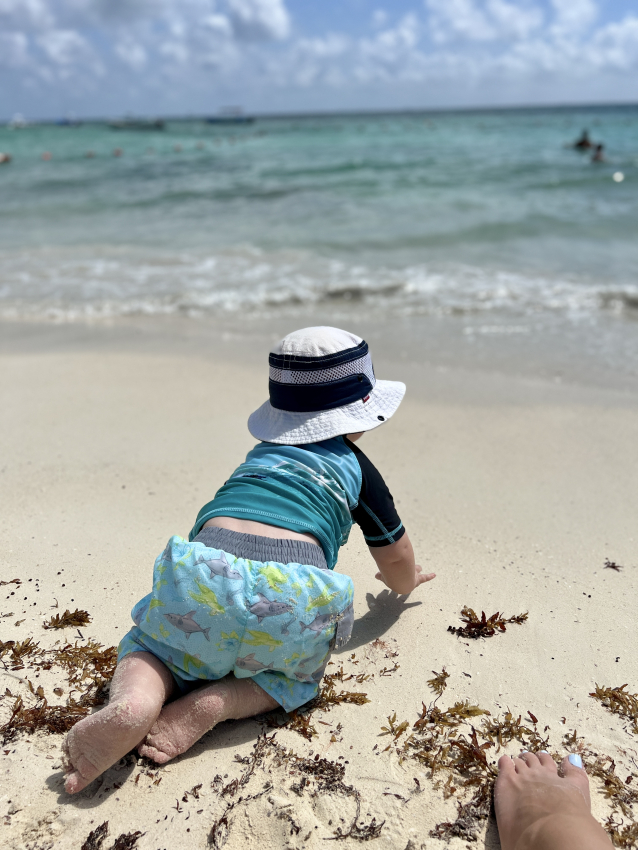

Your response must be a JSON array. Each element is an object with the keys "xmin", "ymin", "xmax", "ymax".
[{"xmin": 339, "ymin": 588, "xmax": 422, "ymax": 653}]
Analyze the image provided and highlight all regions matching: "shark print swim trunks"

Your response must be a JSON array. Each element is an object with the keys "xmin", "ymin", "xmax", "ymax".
[{"xmin": 117, "ymin": 535, "xmax": 354, "ymax": 712}]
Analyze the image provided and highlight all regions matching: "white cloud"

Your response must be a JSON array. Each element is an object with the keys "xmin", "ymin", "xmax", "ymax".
[
  {"xmin": 550, "ymin": 0, "xmax": 597, "ymax": 37},
  {"xmin": 227, "ymin": 0, "xmax": 290, "ymax": 41},
  {"xmin": 37, "ymin": 29, "xmax": 94, "ymax": 66},
  {"xmin": 425, "ymin": 0, "xmax": 543, "ymax": 43},
  {"xmin": 115, "ymin": 38, "xmax": 148, "ymax": 70},
  {"xmin": 590, "ymin": 14, "xmax": 638, "ymax": 70},
  {"xmin": 0, "ymin": 0, "xmax": 53, "ymax": 29},
  {"xmin": 0, "ymin": 31, "xmax": 29, "ymax": 68}
]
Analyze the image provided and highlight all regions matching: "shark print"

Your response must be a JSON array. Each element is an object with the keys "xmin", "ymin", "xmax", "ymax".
[
  {"xmin": 121, "ymin": 536, "xmax": 355, "ymax": 713},
  {"xmin": 235, "ymin": 653, "xmax": 274, "ymax": 672},
  {"xmin": 197, "ymin": 552, "xmax": 243, "ymax": 581},
  {"xmin": 299, "ymin": 612, "xmax": 338, "ymax": 634},
  {"xmin": 163, "ymin": 610, "xmax": 211, "ymax": 641},
  {"xmin": 248, "ymin": 592, "xmax": 294, "ymax": 624}
]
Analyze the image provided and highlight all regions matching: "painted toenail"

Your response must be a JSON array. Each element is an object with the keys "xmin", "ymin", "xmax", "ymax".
[
  {"xmin": 568, "ymin": 754, "xmax": 583, "ymax": 768},
  {"xmin": 539, "ymin": 750, "xmax": 549, "ymax": 754}
]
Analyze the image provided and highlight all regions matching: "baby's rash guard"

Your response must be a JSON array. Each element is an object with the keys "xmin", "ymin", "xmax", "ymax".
[{"xmin": 189, "ymin": 436, "xmax": 405, "ymax": 570}]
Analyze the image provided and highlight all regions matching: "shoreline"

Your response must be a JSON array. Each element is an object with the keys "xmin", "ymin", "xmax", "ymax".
[{"xmin": 1, "ymin": 320, "xmax": 637, "ymax": 848}]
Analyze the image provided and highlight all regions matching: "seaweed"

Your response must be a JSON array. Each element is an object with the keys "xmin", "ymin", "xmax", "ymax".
[
  {"xmin": 43, "ymin": 608, "xmax": 92, "ymax": 630},
  {"xmin": 590, "ymin": 685, "xmax": 638, "ymax": 736},
  {"xmin": 111, "ymin": 831, "xmax": 144, "ymax": 849},
  {"xmin": 605, "ymin": 814, "xmax": 638, "ymax": 849},
  {"xmin": 427, "ymin": 669, "xmax": 450, "ymax": 698},
  {"xmin": 81, "ymin": 821, "xmax": 110, "ymax": 850},
  {"xmin": 0, "ymin": 638, "xmax": 116, "ymax": 743},
  {"xmin": 0, "ymin": 695, "xmax": 89, "ymax": 744},
  {"xmin": 267, "ymin": 668, "xmax": 370, "ymax": 739},
  {"xmin": 448, "ymin": 607, "xmax": 528, "ymax": 640},
  {"xmin": 325, "ymin": 795, "xmax": 385, "ymax": 842},
  {"xmin": 604, "ymin": 560, "xmax": 624, "ymax": 572}
]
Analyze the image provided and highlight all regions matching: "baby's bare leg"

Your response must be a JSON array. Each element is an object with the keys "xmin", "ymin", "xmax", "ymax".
[
  {"xmin": 138, "ymin": 675, "xmax": 278, "ymax": 764},
  {"xmin": 494, "ymin": 752, "xmax": 612, "ymax": 850},
  {"xmin": 63, "ymin": 652, "xmax": 174, "ymax": 794}
]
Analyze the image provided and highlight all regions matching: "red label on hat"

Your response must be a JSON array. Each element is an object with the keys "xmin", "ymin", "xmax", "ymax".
[{"xmin": 362, "ymin": 395, "xmax": 370, "ymax": 403}]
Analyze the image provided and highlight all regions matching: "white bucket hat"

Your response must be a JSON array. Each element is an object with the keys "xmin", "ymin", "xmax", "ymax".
[{"xmin": 248, "ymin": 326, "xmax": 406, "ymax": 445}]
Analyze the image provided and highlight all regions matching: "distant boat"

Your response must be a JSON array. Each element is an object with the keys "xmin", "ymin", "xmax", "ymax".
[
  {"xmin": 56, "ymin": 117, "xmax": 82, "ymax": 127},
  {"xmin": 206, "ymin": 107, "xmax": 254, "ymax": 125},
  {"xmin": 8, "ymin": 113, "xmax": 28, "ymax": 129},
  {"xmin": 108, "ymin": 117, "xmax": 165, "ymax": 131}
]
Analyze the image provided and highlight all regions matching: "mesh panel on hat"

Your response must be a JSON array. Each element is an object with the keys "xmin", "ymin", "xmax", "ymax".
[{"xmin": 270, "ymin": 353, "xmax": 375, "ymax": 386}]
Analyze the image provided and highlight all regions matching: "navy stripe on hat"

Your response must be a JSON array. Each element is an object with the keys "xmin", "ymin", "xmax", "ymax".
[
  {"xmin": 269, "ymin": 340, "xmax": 369, "ymax": 371},
  {"xmin": 268, "ymin": 340, "xmax": 376, "ymax": 413}
]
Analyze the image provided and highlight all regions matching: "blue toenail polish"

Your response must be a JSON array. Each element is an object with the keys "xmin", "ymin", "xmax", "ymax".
[
  {"xmin": 568, "ymin": 754, "xmax": 583, "ymax": 768},
  {"xmin": 539, "ymin": 750, "xmax": 549, "ymax": 754}
]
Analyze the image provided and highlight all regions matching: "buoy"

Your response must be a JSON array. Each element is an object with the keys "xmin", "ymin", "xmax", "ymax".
[
  {"xmin": 42, "ymin": 151, "xmax": 52, "ymax": 161},
  {"xmin": 113, "ymin": 148, "xmax": 123, "ymax": 157},
  {"xmin": 613, "ymin": 172, "xmax": 625, "ymax": 183},
  {"xmin": 0, "ymin": 152, "xmax": 11, "ymax": 164},
  {"xmin": 174, "ymin": 144, "xmax": 182, "ymax": 152},
  {"xmin": 85, "ymin": 150, "xmax": 95, "ymax": 158}
]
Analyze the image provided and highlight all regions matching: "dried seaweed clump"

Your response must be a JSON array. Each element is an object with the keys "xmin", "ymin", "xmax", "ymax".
[
  {"xmin": 385, "ymin": 699, "xmax": 551, "ymax": 843},
  {"xmin": 80, "ymin": 821, "xmax": 144, "ymax": 850},
  {"xmin": 590, "ymin": 684, "xmax": 638, "ymax": 736},
  {"xmin": 0, "ymin": 639, "xmax": 117, "ymax": 744},
  {"xmin": 604, "ymin": 559, "xmax": 624, "ymax": 572},
  {"xmin": 44, "ymin": 608, "xmax": 92, "ymax": 630},
  {"xmin": 448, "ymin": 607, "xmax": 528, "ymax": 640},
  {"xmin": 581, "ymin": 753, "xmax": 638, "ymax": 848},
  {"xmin": 427, "ymin": 668, "xmax": 450, "ymax": 698},
  {"xmin": 267, "ymin": 665, "xmax": 370, "ymax": 740}
]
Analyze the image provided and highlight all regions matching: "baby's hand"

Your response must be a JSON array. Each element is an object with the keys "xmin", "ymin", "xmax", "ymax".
[{"xmin": 375, "ymin": 564, "xmax": 436, "ymax": 592}]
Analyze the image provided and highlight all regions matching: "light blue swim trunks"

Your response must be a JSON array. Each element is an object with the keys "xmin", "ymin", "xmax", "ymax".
[{"xmin": 118, "ymin": 532, "xmax": 354, "ymax": 712}]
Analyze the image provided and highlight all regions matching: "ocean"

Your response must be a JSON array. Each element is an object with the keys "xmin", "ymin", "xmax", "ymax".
[{"xmin": 1, "ymin": 106, "xmax": 637, "ymax": 385}]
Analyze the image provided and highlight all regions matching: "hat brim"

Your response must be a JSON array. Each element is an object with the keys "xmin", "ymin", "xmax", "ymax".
[{"xmin": 247, "ymin": 380, "xmax": 406, "ymax": 445}]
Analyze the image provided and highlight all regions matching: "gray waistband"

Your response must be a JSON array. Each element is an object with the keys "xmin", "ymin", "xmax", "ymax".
[{"xmin": 192, "ymin": 526, "xmax": 328, "ymax": 570}]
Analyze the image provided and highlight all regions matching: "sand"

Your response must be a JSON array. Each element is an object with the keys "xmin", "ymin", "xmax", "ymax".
[{"xmin": 1, "ymin": 318, "xmax": 637, "ymax": 850}]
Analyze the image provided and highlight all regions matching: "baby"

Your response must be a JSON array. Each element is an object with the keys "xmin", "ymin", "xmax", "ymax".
[{"xmin": 63, "ymin": 326, "xmax": 435, "ymax": 794}]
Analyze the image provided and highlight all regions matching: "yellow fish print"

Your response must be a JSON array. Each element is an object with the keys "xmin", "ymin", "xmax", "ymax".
[
  {"xmin": 159, "ymin": 621, "xmax": 171, "ymax": 639},
  {"xmin": 188, "ymin": 582, "xmax": 225, "ymax": 615},
  {"xmin": 305, "ymin": 589, "xmax": 338, "ymax": 612},
  {"xmin": 258, "ymin": 564, "xmax": 287, "ymax": 592},
  {"xmin": 149, "ymin": 599, "xmax": 165, "ymax": 610},
  {"xmin": 183, "ymin": 653, "xmax": 205, "ymax": 673},
  {"xmin": 242, "ymin": 630, "xmax": 283, "ymax": 652},
  {"xmin": 290, "ymin": 581, "xmax": 303, "ymax": 598},
  {"xmin": 284, "ymin": 652, "xmax": 301, "ymax": 666}
]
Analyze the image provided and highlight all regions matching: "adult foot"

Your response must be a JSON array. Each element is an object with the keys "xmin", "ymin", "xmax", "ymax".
[
  {"xmin": 63, "ymin": 694, "xmax": 161, "ymax": 794},
  {"xmin": 494, "ymin": 751, "xmax": 611, "ymax": 850}
]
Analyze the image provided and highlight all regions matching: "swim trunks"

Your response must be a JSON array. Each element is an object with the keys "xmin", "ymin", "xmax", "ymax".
[{"xmin": 117, "ymin": 533, "xmax": 354, "ymax": 712}]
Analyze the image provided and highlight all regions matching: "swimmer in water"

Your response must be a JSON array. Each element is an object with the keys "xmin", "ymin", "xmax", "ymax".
[
  {"xmin": 592, "ymin": 144, "xmax": 605, "ymax": 163},
  {"xmin": 574, "ymin": 130, "xmax": 593, "ymax": 150}
]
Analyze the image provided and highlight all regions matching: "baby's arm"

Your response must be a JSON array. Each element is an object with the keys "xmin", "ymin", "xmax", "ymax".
[{"xmin": 370, "ymin": 532, "xmax": 435, "ymax": 594}]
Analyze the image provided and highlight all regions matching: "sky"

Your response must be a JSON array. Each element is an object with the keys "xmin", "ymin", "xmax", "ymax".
[{"xmin": 1, "ymin": 0, "xmax": 638, "ymax": 119}]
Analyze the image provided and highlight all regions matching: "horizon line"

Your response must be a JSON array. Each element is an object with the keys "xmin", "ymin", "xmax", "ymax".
[{"xmin": 4, "ymin": 99, "xmax": 638, "ymax": 126}]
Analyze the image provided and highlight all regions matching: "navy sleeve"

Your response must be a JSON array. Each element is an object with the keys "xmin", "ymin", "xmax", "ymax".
[{"xmin": 344, "ymin": 437, "xmax": 406, "ymax": 548}]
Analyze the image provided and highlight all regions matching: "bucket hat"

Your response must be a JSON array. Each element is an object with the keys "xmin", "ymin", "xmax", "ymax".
[{"xmin": 248, "ymin": 326, "xmax": 406, "ymax": 445}]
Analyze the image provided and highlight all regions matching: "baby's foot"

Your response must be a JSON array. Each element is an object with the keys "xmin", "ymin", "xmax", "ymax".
[
  {"xmin": 138, "ymin": 678, "xmax": 279, "ymax": 764},
  {"xmin": 494, "ymin": 751, "xmax": 609, "ymax": 850},
  {"xmin": 63, "ymin": 696, "xmax": 160, "ymax": 794},
  {"xmin": 137, "ymin": 686, "xmax": 227, "ymax": 764}
]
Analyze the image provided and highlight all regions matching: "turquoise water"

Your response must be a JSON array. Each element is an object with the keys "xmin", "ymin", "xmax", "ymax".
[{"xmin": 0, "ymin": 106, "xmax": 637, "ymax": 323}]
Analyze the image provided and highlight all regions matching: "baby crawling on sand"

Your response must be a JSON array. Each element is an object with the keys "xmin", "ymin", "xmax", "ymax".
[{"xmin": 63, "ymin": 326, "xmax": 435, "ymax": 794}]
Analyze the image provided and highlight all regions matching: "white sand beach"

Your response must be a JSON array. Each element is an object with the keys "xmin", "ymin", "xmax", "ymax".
[{"xmin": 1, "ymin": 318, "xmax": 637, "ymax": 850}]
